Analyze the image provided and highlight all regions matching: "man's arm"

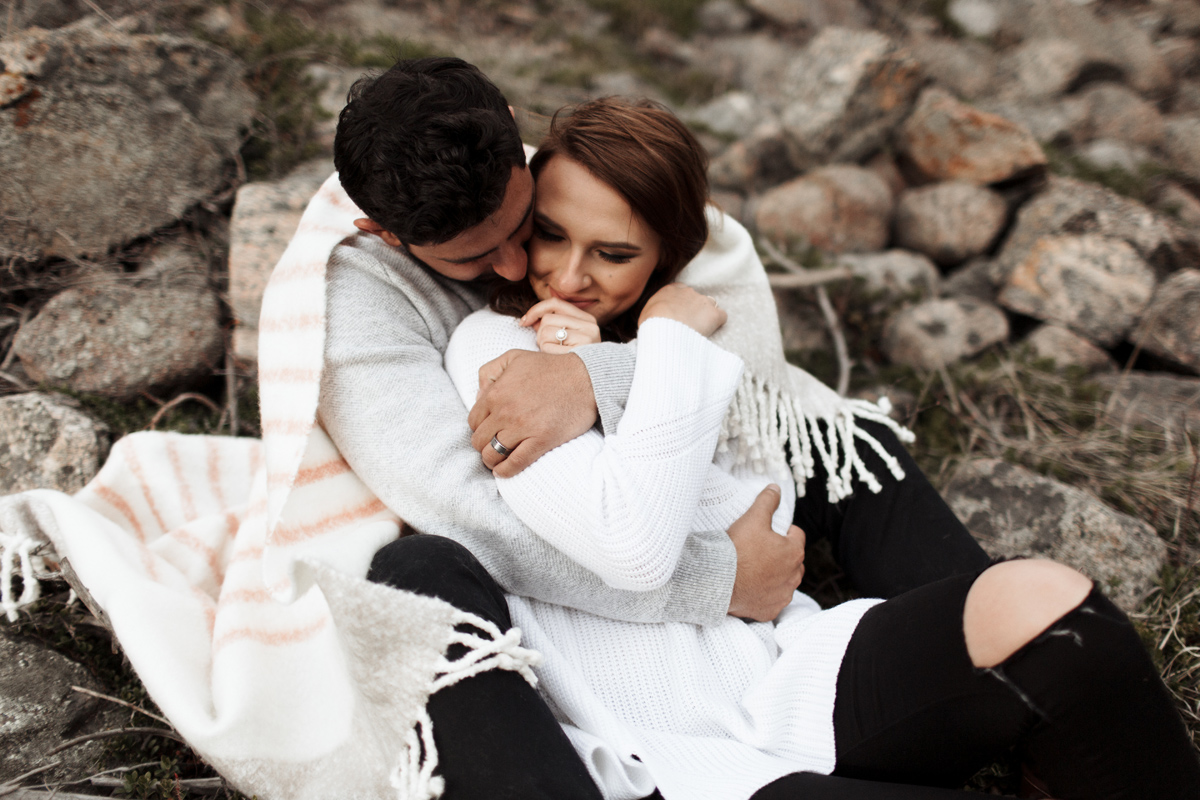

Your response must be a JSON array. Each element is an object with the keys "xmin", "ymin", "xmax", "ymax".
[{"xmin": 321, "ymin": 246, "xmax": 738, "ymax": 624}]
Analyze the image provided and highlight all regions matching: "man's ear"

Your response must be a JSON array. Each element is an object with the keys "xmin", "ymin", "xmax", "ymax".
[{"xmin": 353, "ymin": 218, "xmax": 404, "ymax": 248}]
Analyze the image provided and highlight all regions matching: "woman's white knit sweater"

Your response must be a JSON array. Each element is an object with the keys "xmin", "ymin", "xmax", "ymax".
[{"xmin": 444, "ymin": 310, "xmax": 880, "ymax": 800}]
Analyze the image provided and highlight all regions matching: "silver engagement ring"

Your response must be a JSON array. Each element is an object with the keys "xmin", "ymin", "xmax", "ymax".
[{"xmin": 555, "ymin": 327, "xmax": 568, "ymax": 343}]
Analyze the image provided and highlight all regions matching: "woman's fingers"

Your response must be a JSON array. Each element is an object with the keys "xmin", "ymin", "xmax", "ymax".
[
  {"xmin": 534, "ymin": 311, "xmax": 601, "ymax": 352},
  {"xmin": 521, "ymin": 298, "xmax": 598, "ymax": 327}
]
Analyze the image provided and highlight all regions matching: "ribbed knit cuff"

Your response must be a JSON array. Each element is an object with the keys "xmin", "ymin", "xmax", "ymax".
[
  {"xmin": 662, "ymin": 528, "xmax": 738, "ymax": 626},
  {"xmin": 574, "ymin": 341, "xmax": 636, "ymax": 436}
]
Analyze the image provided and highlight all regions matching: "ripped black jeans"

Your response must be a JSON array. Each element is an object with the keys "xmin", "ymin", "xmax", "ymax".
[{"xmin": 752, "ymin": 572, "xmax": 1200, "ymax": 800}]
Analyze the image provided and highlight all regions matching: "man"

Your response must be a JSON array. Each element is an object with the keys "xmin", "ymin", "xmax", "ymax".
[{"xmin": 318, "ymin": 56, "xmax": 990, "ymax": 798}]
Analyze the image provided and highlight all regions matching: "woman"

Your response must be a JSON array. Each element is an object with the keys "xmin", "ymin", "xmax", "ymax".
[{"xmin": 443, "ymin": 98, "xmax": 1199, "ymax": 800}]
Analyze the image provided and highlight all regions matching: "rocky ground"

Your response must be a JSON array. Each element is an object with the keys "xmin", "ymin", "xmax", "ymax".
[{"xmin": 2, "ymin": 0, "xmax": 1200, "ymax": 796}]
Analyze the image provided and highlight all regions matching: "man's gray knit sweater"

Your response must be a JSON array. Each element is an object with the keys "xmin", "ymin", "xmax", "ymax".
[{"xmin": 318, "ymin": 233, "xmax": 738, "ymax": 624}]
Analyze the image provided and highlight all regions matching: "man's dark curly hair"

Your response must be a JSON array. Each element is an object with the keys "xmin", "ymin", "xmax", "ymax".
[{"xmin": 333, "ymin": 57, "xmax": 526, "ymax": 246}]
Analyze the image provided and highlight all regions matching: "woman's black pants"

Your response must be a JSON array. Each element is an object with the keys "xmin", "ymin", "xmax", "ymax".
[{"xmin": 367, "ymin": 421, "xmax": 1198, "ymax": 798}]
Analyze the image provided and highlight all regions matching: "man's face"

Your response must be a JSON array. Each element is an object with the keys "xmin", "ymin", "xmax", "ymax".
[{"xmin": 404, "ymin": 165, "xmax": 535, "ymax": 282}]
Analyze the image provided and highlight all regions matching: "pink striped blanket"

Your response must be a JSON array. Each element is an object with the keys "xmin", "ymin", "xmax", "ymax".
[{"xmin": 0, "ymin": 171, "xmax": 538, "ymax": 800}]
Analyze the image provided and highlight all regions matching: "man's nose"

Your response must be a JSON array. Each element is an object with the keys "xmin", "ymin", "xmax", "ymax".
[{"xmin": 492, "ymin": 240, "xmax": 527, "ymax": 281}]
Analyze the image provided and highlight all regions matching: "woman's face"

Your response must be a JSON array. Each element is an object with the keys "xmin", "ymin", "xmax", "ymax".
[{"xmin": 527, "ymin": 155, "xmax": 662, "ymax": 326}]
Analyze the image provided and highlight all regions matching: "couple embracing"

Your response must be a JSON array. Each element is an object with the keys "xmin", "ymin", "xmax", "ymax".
[{"xmin": 311, "ymin": 56, "xmax": 1194, "ymax": 799}]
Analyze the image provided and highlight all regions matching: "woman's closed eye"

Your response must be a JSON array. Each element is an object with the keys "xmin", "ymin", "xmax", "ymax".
[
  {"xmin": 534, "ymin": 223, "xmax": 565, "ymax": 243},
  {"xmin": 598, "ymin": 250, "xmax": 635, "ymax": 264}
]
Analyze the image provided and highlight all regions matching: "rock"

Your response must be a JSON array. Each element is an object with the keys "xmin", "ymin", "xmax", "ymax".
[
  {"xmin": 1073, "ymin": 139, "xmax": 1156, "ymax": 176},
  {"xmin": 882, "ymin": 297, "xmax": 1009, "ymax": 370},
  {"xmin": 996, "ymin": 38, "xmax": 1086, "ymax": 101},
  {"xmin": 709, "ymin": 119, "xmax": 796, "ymax": 193},
  {"xmin": 0, "ymin": 17, "xmax": 256, "ymax": 262},
  {"xmin": 1157, "ymin": 36, "xmax": 1198, "ymax": 79},
  {"xmin": 1024, "ymin": 324, "xmax": 1115, "ymax": 371},
  {"xmin": 835, "ymin": 249, "xmax": 940, "ymax": 303},
  {"xmin": 864, "ymin": 151, "xmax": 907, "ymax": 198},
  {"xmin": 777, "ymin": 27, "xmax": 924, "ymax": 171},
  {"xmin": 710, "ymin": 190, "xmax": 746, "ymax": 225},
  {"xmin": 1175, "ymin": 80, "xmax": 1200, "ymax": 115},
  {"xmin": 687, "ymin": 91, "xmax": 767, "ymax": 139},
  {"xmin": 707, "ymin": 34, "xmax": 794, "ymax": 101},
  {"xmin": 1165, "ymin": 0, "xmax": 1200, "ymax": 37},
  {"xmin": 994, "ymin": 176, "xmax": 1198, "ymax": 281},
  {"xmin": 996, "ymin": 0, "xmax": 1171, "ymax": 95},
  {"xmin": 947, "ymin": 0, "xmax": 1002, "ymax": 38},
  {"xmin": 1164, "ymin": 115, "xmax": 1200, "ymax": 183},
  {"xmin": 755, "ymin": 164, "xmax": 894, "ymax": 254},
  {"xmin": 998, "ymin": 234, "xmax": 1155, "ymax": 347},
  {"xmin": 775, "ymin": 291, "xmax": 831, "ymax": 355},
  {"xmin": 942, "ymin": 256, "xmax": 1000, "ymax": 302},
  {"xmin": 229, "ymin": 160, "xmax": 333, "ymax": 361},
  {"xmin": 1095, "ymin": 371, "xmax": 1200, "ymax": 439},
  {"xmin": 1135, "ymin": 269, "xmax": 1200, "ymax": 372},
  {"xmin": 0, "ymin": 629, "xmax": 123, "ymax": 783},
  {"xmin": 977, "ymin": 96, "xmax": 1090, "ymax": 146},
  {"xmin": 0, "ymin": 393, "xmax": 109, "ymax": 494},
  {"xmin": 943, "ymin": 459, "xmax": 1166, "ymax": 613},
  {"xmin": 897, "ymin": 88, "xmax": 1047, "ymax": 185},
  {"xmin": 1155, "ymin": 182, "xmax": 1200, "ymax": 229},
  {"xmin": 912, "ymin": 36, "xmax": 997, "ymax": 101},
  {"xmin": 698, "ymin": 0, "xmax": 753, "ymax": 34},
  {"xmin": 305, "ymin": 63, "xmax": 367, "ymax": 153},
  {"xmin": 893, "ymin": 181, "xmax": 1008, "ymax": 266},
  {"xmin": 13, "ymin": 244, "xmax": 224, "ymax": 400},
  {"xmin": 1078, "ymin": 83, "xmax": 1165, "ymax": 148},
  {"xmin": 710, "ymin": 141, "xmax": 757, "ymax": 191},
  {"xmin": 745, "ymin": 0, "xmax": 870, "ymax": 29}
]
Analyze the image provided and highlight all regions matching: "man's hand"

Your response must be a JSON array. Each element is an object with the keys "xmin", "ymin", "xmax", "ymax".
[
  {"xmin": 727, "ymin": 485, "xmax": 806, "ymax": 622},
  {"xmin": 469, "ymin": 349, "xmax": 598, "ymax": 477}
]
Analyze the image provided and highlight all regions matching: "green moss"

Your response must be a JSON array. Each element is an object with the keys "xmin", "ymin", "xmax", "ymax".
[
  {"xmin": 1042, "ymin": 142, "xmax": 1168, "ymax": 205},
  {"xmin": 585, "ymin": 0, "xmax": 710, "ymax": 37}
]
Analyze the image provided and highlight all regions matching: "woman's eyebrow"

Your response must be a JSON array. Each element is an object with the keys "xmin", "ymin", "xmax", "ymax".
[{"xmin": 535, "ymin": 212, "xmax": 642, "ymax": 251}]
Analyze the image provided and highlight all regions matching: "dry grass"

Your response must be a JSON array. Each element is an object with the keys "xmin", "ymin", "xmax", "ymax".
[{"xmin": 891, "ymin": 350, "xmax": 1200, "ymax": 751}]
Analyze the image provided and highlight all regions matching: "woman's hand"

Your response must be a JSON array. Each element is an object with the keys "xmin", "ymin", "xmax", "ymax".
[
  {"xmin": 521, "ymin": 298, "xmax": 602, "ymax": 353},
  {"xmin": 638, "ymin": 283, "xmax": 727, "ymax": 337}
]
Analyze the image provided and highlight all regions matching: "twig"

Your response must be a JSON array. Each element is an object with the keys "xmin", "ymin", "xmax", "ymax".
[
  {"xmin": 0, "ymin": 762, "xmax": 64, "ymax": 797},
  {"xmin": 937, "ymin": 363, "xmax": 962, "ymax": 416},
  {"xmin": 225, "ymin": 349, "xmax": 239, "ymax": 436},
  {"xmin": 147, "ymin": 392, "xmax": 222, "ymax": 431},
  {"xmin": 0, "ymin": 369, "xmax": 30, "ymax": 390},
  {"xmin": 45, "ymin": 726, "xmax": 186, "ymax": 756},
  {"xmin": 71, "ymin": 685, "xmax": 172, "ymax": 727},
  {"xmin": 767, "ymin": 268, "xmax": 853, "ymax": 288},
  {"xmin": 759, "ymin": 237, "xmax": 852, "ymax": 395},
  {"xmin": 78, "ymin": 0, "xmax": 118, "ymax": 27},
  {"xmin": 89, "ymin": 776, "xmax": 225, "ymax": 792}
]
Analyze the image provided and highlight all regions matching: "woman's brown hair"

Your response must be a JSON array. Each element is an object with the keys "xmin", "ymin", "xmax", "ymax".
[{"xmin": 491, "ymin": 97, "xmax": 710, "ymax": 342}]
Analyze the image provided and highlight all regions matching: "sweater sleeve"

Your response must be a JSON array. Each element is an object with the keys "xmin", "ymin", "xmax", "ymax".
[
  {"xmin": 573, "ymin": 341, "xmax": 635, "ymax": 435},
  {"xmin": 445, "ymin": 312, "xmax": 745, "ymax": 592},
  {"xmin": 320, "ymin": 253, "xmax": 738, "ymax": 625}
]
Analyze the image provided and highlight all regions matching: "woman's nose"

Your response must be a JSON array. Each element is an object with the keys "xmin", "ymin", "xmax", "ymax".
[{"xmin": 555, "ymin": 249, "xmax": 589, "ymax": 292}]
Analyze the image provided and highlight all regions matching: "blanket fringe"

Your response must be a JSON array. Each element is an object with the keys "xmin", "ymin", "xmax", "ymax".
[
  {"xmin": 391, "ymin": 612, "xmax": 541, "ymax": 800},
  {"xmin": 1, "ymin": 531, "xmax": 42, "ymax": 623},
  {"xmin": 718, "ymin": 375, "xmax": 915, "ymax": 504}
]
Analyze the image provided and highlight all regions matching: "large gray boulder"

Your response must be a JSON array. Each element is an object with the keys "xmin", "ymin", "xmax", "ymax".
[
  {"xmin": 911, "ymin": 36, "xmax": 997, "ymax": 101},
  {"xmin": 0, "ymin": 16, "xmax": 255, "ymax": 261},
  {"xmin": 13, "ymin": 242, "xmax": 224, "ymax": 400},
  {"xmin": 882, "ymin": 297, "xmax": 1009, "ymax": 370},
  {"xmin": 0, "ymin": 629, "xmax": 123, "ymax": 783},
  {"xmin": 834, "ymin": 250, "xmax": 940, "ymax": 303},
  {"xmin": 1135, "ymin": 269, "xmax": 1200, "ymax": 372},
  {"xmin": 893, "ymin": 181, "xmax": 1008, "ymax": 266},
  {"xmin": 776, "ymin": 27, "xmax": 923, "ymax": 171},
  {"xmin": 756, "ymin": 164, "xmax": 894, "ymax": 254},
  {"xmin": 994, "ymin": 176, "xmax": 1198, "ymax": 281},
  {"xmin": 897, "ymin": 88, "xmax": 1047, "ymax": 185},
  {"xmin": 228, "ymin": 159, "xmax": 334, "ymax": 361},
  {"xmin": 995, "ymin": 38, "xmax": 1086, "ymax": 101},
  {"xmin": 998, "ymin": 234, "xmax": 1155, "ymax": 348},
  {"xmin": 944, "ymin": 459, "xmax": 1167, "ymax": 613},
  {"xmin": 0, "ymin": 393, "xmax": 109, "ymax": 494}
]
